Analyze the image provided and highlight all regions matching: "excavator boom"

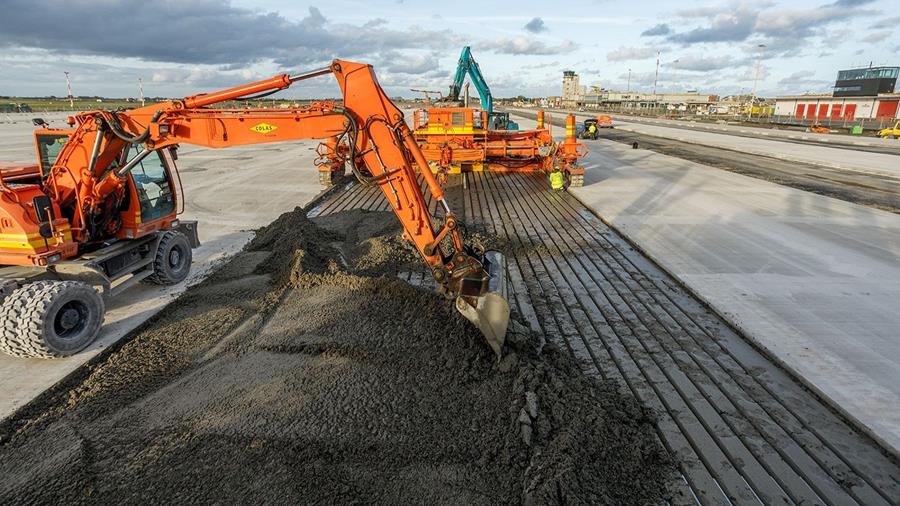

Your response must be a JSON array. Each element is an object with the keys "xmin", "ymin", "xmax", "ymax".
[{"xmin": 40, "ymin": 60, "xmax": 510, "ymax": 355}]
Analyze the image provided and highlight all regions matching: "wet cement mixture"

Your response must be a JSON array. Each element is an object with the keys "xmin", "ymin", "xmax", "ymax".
[{"xmin": 0, "ymin": 205, "xmax": 674, "ymax": 505}]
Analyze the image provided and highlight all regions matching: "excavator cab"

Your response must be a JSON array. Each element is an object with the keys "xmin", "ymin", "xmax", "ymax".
[
  {"xmin": 34, "ymin": 129, "xmax": 74, "ymax": 179},
  {"xmin": 118, "ymin": 145, "xmax": 182, "ymax": 240},
  {"xmin": 487, "ymin": 112, "xmax": 519, "ymax": 131}
]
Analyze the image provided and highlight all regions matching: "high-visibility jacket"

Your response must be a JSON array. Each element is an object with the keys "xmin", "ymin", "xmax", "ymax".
[
  {"xmin": 588, "ymin": 124, "xmax": 597, "ymax": 133},
  {"xmin": 550, "ymin": 171, "xmax": 565, "ymax": 190}
]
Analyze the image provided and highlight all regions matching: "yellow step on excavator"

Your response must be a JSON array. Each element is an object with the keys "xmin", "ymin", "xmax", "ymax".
[{"xmin": 0, "ymin": 60, "xmax": 510, "ymax": 359}]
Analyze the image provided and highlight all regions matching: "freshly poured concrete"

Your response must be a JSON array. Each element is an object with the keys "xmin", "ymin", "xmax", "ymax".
[
  {"xmin": 570, "ymin": 138, "xmax": 900, "ymax": 455},
  {"xmin": 0, "ymin": 113, "xmax": 324, "ymax": 418}
]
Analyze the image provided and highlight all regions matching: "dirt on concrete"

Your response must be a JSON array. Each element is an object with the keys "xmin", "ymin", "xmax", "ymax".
[{"xmin": 0, "ymin": 206, "xmax": 673, "ymax": 505}]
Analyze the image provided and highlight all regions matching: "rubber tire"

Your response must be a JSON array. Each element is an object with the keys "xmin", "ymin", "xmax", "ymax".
[
  {"xmin": 146, "ymin": 230, "xmax": 192, "ymax": 285},
  {"xmin": 0, "ymin": 281, "xmax": 105, "ymax": 358}
]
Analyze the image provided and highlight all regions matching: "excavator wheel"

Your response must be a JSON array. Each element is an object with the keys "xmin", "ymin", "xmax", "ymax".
[
  {"xmin": 0, "ymin": 281, "xmax": 105, "ymax": 358},
  {"xmin": 146, "ymin": 230, "xmax": 192, "ymax": 285}
]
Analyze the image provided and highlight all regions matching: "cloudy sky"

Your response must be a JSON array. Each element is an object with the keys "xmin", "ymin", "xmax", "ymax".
[{"xmin": 0, "ymin": 0, "xmax": 897, "ymax": 99}]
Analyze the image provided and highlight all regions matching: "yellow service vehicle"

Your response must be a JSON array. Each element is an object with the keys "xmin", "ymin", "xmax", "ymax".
[{"xmin": 878, "ymin": 120, "xmax": 900, "ymax": 139}]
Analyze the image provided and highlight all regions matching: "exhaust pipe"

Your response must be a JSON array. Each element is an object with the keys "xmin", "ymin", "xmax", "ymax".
[{"xmin": 456, "ymin": 250, "xmax": 510, "ymax": 356}]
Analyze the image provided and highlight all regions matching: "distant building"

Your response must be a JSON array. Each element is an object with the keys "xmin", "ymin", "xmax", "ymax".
[
  {"xmin": 833, "ymin": 66, "xmax": 898, "ymax": 97},
  {"xmin": 562, "ymin": 71, "xmax": 583, "ymax": 108},
  {"xmin": 774, "ymin": 65, "xmax": 900, "ymax": 123},
  {"xmin": 773, "ymin": 95, "xmax": 899, "ymax": 121},
  {"xmin": 580, "ymin": 90, "xmax": 718, "ymax": 111}
]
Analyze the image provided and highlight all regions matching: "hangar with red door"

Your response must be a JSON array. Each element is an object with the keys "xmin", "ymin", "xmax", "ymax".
[{"xmin": 774, "ymin": 66, "xmax": 899, "ymax": 122}]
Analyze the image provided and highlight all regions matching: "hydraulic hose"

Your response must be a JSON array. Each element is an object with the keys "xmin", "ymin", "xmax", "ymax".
[
  {"xmin": 234, "ymin": 89, "xmax": 281, "ymax": 101},
  {"xmin": 101, "ymin": 110, "xmax": 163, "ymax": 144},
  {"xmin": 336, "ymin": 108, "xmax": 394, "ymax": 187}
]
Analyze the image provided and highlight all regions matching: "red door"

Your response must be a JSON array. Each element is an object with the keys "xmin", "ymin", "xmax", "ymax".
[
  {"xmin": 795, "ymin": 104, "xmax": 805, "ymax": 118},
  {"xmin": 830, "ymin": 104, "xmax": 842, "ymax": 119},
  {"xmin": 843, "ymin": 104, "xmax": 857, "ymax": 120},
  {"xmin": 818, "ymin": 104, "xmax": 829, "ymax": 120},
  {"xmin": 876, "ymin": 100, "xmax": 899, "ymax": 119},
  {"xmin": 806, "ymin": 104, "xmax": 818, "ymax": 120}
]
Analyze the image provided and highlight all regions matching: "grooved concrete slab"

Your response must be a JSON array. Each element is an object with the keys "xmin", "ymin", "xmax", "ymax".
[{"xmin": 570, "ymin": 138, "xmax": 900, "ymax": 456}]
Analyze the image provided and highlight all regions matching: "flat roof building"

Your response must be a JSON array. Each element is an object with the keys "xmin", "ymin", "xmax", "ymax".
[
  {"xmin": 833, "ymin": 66, "xmax": 898, "ymax": 97},
  {"xmin": 774, "ymin": 65, "xmax": 900, "ymax": 125}
]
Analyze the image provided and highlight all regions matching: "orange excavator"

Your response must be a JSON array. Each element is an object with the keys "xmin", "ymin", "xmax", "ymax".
[{"xmin": 0, "ymin": 60, "xmax": 509, "ymax": 359}]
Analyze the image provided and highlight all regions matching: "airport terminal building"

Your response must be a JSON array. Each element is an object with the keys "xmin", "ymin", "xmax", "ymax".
[{"xmin": 774, "ymin": 66, "xmax": 899, "ymax": 123}]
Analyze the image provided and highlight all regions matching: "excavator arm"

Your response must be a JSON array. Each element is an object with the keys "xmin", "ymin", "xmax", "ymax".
[
  {"xmin": 447, "ymin": 46, "xmax": 493, "ymax": 113},
  {"xmin": 53, "ymin": 60, "xmax": 510, "ymax": 354},
  {"xmin": 443, "ymin": 47, "xmax": 515, "ymax": 131}
]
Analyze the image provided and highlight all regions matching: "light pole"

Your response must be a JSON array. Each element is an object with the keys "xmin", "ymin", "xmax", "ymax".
[
  {"xmin": 627, "ymin": 68, "xmax": 631, "ymax": 93},
  {"xmin": 652, "ymin": 50, "xmax": 660, "ymax": 97},
  {"xmin": 64, "ymin": 71, "xmax": 74, "ymax": 110},
  {"xmin": 668, "ymin": 59, "xmax": 680, "ymax": 116},
  {"xmin": 671, "ymin": 59, "xmax": 679, "ymax": 88},
  {"xmin": 750, "ymin": 44, "xmax": 766, "ymax": 118},
  {"xmin": 139, "ymin": 77, "xmax": 145, "ymax": 106}
]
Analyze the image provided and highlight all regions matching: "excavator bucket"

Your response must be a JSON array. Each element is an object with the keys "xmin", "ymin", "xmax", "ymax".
[{"xmin": 456, "ymin": 251, "xmax": 510, "ymax": 356}]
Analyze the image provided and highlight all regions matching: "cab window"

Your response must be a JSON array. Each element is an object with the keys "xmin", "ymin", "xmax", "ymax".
[
  {"xmin": 35, "ymin": 134, "xmax": 70, "ymax": 178},
  {"xmin": 128, "ymin": 146, "xmax": 175, "ymax": 221}
]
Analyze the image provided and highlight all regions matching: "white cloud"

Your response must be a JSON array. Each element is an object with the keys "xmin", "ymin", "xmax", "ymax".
[
  {"xmin": 606, "ymin": 46, "xmax": 657, "ymax": 62},
  {"xmin": 480, "ymin": 37, "xmax": 576, "ymax": 55}
]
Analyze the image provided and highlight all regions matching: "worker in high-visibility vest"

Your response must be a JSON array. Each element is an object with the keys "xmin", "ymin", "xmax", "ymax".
[
  {"xmin": 549, "ymin": 166, "xmax": 566, "ymax": 191},
  {"xmin": 587, "ymin": 122, "xmax": 597, "ymax": 139}
]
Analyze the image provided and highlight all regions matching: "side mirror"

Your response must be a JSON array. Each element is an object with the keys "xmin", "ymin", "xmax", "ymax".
[{"xmin": 169, "ymin": 146, "xmax": 178, "ymax": 161}]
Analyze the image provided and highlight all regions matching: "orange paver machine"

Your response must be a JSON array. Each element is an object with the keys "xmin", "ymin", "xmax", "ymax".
[{"xmin": 412, "ymin": 108, "xmax": 587, "ymax": 187}]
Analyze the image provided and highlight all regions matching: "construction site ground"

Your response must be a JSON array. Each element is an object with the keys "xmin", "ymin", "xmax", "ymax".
[
  {"xmin": 0, "ymin": 111, "xmax": 898, "ymax": 504},
  {"xmin": 1, "ymin": 167, "xmax": 897, "ymax": 503},
  {"xmin": 0, "ymin": 178, "xmax": 678, "ymax": 504}
]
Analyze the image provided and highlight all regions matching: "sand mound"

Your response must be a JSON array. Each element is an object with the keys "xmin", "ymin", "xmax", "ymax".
[{"xmin": 0, "ymin": 207, "xmax": 673, "ymax": 505}]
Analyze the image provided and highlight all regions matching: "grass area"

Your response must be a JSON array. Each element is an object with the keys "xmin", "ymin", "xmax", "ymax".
[
  {"xmin": 2, "ymin": 98, "xmax": 147, "ymax": 112},
  {"xmin": 4, "ymin": 97, "xmax": 423, "ymax": 114}
]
